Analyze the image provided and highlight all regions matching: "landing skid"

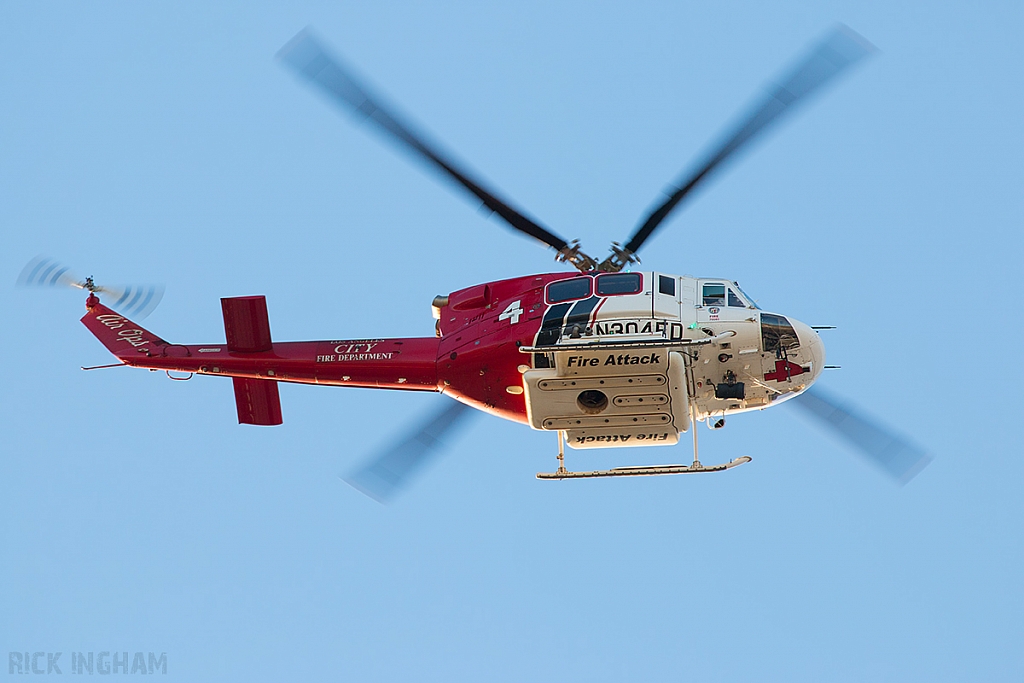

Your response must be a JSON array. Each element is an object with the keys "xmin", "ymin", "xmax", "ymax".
[
  {"xmin": 538, "ymin": 394, "xmax": 751, "ymax": 480},
  {"xmin": 537, "ymin": 456, "xmax": 752, "ymax": 480}
]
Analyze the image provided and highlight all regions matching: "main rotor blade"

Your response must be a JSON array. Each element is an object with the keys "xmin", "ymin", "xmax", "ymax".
[
  {"xmin": 614, "ymin": 25, "xmax": 875, "ymax": 264},
  {"xmin": 343, "ymin": 398, "xmax": 475, "ymax": 503},
  {"xmin": 278, "ymin": 29, "xmax": 572, "ymax": 254},
  {"xmin": 791, "ymin": 387, "xmax": 931, "ymax": 484}
]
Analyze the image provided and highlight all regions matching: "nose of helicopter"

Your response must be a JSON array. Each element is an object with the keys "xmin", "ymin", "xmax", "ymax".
[{"xmin": 792, "ymin": 319, "xmax": 825, "ymax": 383}]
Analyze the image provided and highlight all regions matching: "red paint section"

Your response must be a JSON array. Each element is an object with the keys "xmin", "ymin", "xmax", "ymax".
[
  {"xmin": 764, "ymin": 359, "xmax": 807, "ymax": 382},
  {"xmin": 80, "ymin": 303, "xmax": 169, "ymax": 361},
  {"xmin": 448, "ymin": 283, "xmax": 489, "ymax": 310},
  {"xmin": 435, "ymin": 272, "xmax": 574, "ymax": 423},
  {"xmin": 314, "ymin": 338, "xmax": 439, "ymax": 389},
  {"xmin": 80, "ymin": 272, "xmax": 587, "ymax": 426},
  {"xmin": 222, "ymin": 296, "xmax": 273, "ymax": 353},
  {"xmin": 233, "ymin": 377, "xmax": 283, "ymax": 425},
  {"xmin": 82, "ymin": 302, "xmax": 440, "ymax": 389}
]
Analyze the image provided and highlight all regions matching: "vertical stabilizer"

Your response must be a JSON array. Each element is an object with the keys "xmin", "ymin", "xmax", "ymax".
[{"xmin": 222, "ymin": 295, "xmax": 282, "ymax": 425}]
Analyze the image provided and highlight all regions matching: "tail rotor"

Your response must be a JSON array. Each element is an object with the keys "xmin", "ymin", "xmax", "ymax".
[{"xmin": 17, "ymin": 256, "xmax": 164, "ymax": 319}]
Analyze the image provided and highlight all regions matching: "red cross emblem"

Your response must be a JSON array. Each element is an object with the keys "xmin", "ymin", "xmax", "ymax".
[{"xmin": 764, "ymin": 359, "xmax": 807, "ymax": 382}]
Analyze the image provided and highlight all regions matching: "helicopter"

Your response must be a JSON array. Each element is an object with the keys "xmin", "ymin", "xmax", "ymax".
[{"xmin": 20, "ymin": 26, "xmax": 929, "ymax": 501}]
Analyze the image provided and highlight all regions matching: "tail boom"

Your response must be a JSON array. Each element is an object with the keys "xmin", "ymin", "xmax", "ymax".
[{"xmin": 81, "ymin": 299, "xmax": 440, "ymax": 391}]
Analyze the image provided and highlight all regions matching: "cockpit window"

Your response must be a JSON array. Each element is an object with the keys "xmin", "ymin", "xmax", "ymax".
[
  {"xmin": 727, "ymin": 288, "xmax": 746, "ymax": 308},
  {"xmin": 547, "ymin": 277, "xmax": 591, "ymax": 303},
  {"xmin": 761, "ymin": 313, "xmax": 800, "ymax": 353},
  {"xmin": 596, "ymin": 273, "xmax": 642, "ymax": 296},
  {"xmin": 702, "ymin": 283, "xmax": 726, "ymax": 306},
  {"xmin": 658, "ymin": 275, "xmax": 675, "ymax": 296}
]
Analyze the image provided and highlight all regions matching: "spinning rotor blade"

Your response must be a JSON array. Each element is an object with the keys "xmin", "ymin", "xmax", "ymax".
[
  {"xmin": 278, "ymin": 30, "xmax": 588, "ymax": 266},
  {"xmin": 18, "ymin": 255, "xmax": 81, "ymax": 290},
  {"xmin": 603, "ymin": 25, "xmax": 875, "ymax": 270},
  {"xmin": 791, "ymin": 387, "xmax": 931, "ymax": 484},
  {"xmin": 17, "ymin": 256, "xmax": 164, "ymax": 319},
  {"xmin": 90, "ymin": 283, "xmax": 164, "ymax": 319},
  {"xmin": 344, "ymin": 398, "xmax": 475, "ymax": 503}
]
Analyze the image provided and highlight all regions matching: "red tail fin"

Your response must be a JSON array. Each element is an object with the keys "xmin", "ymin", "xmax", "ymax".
[
  {"xmin": 233, "ymin": 377, "xmax": 283, "ymax": 425},
  {"xmin": 221, "ymin": 296, "xmax": 283, "ymax": 425},
  {"xmin": 222, "ymin": 296, "xmax": 273, "ymax": 353},
  {"xmin": 81, "ymin": 296, "xmax": 169, "ymax": 363}
]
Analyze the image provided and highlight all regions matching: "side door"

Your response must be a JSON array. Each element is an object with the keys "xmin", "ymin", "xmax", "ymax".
[{"xmin": 652, "ymin": 272, "xmax": 681, "ymax": 320}]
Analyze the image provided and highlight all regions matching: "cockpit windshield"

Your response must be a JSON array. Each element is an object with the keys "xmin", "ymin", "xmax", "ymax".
[
  {"xmin": 705, "ymin": 281, "xmax": 758, "ymax": 308},
  {"xmin": 734, "ymin": 283, "xmax": 760, "ymax": 310},
  {"xmin": 761, "ymin": 313, "xmax": 800, "ymax": 353}
]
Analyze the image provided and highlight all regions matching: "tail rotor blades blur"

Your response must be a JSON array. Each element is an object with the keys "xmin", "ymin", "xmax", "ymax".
[
  {"xmin": 604, "ymin": 25, "xmax": 875, "ymax": 269},
  {"xmin": 18, "ymin": 255, "xmax": 82, "ymax": 290},
  {"xmin": 791, "ymin": 387, "xmax": 931, "ymax": 484},
  {"xmin": 17, "ymin": 256, "xmax": 164, "ymax": 320},
  {"xmin": 278, "ymin": 29, "xmax": 573, "ymax": 256},
  {"xmin": 344, "ymin": 398, "xmax": 475, "ymax": 503},
  {"xmin": 92, "ymin": 283, "xmax": 164, "ymax": 319}
]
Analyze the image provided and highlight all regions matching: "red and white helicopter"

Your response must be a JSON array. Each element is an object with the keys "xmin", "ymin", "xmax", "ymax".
[{"xmin": 22, "ymin": 26, "xmax": 929, "ymax": 500}]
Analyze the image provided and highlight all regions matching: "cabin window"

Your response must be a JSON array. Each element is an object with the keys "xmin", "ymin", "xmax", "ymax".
[
  {"xmin": 728, "ymin": 288, "xmax": 746, "ymax": 308},
  {"xmin": 761, "ymin": 313, "xmax": 800, "ymax": 353},
  {"xmin": 658, "ymin": 275, "xmax": 676, "ymax": 296},
  {"xmin": 702, "ymin": 283, "xmax": 726, "ymax": 306},
  {"xmin": 547, "ymin": 277, "xmax": 591, "ymax": 303},
  {"xmin": 596, "ymin": 273, "xmax": 642, "ymax": 296}
]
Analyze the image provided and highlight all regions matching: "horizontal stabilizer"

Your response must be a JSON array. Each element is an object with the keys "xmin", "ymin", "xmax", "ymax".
[
  {"xmin": 233, "ymin": 377, "xmax": 283, "ymax": 426},
  {"xmin": 222, "ymin": 296, "xmax": 272, "ymax": 353}
]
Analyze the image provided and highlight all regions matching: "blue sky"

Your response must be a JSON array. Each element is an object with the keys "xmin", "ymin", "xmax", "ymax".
[{"xmin": 1, "ymin": 2, "xmax": 1021, "ymax": 681}]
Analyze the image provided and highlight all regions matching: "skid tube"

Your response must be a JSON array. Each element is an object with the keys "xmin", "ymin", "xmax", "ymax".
[{"xmin": 536, "ymin": 456, "xmax": 751, "ymax": 480}]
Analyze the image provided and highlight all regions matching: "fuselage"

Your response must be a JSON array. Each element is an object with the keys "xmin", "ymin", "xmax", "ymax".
[
  {"xmin": 82, "ymin": 271, "xmax": 824, "ymax": 446},
  {"xmin": 434, "ymin": 271, "xmax": 824, "ymax": 436}
]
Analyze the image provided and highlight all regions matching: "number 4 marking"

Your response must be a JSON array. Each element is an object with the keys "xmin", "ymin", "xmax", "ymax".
[{"xmin": 498, "ymin": 300, "xmax": 524, "ymax": 325}]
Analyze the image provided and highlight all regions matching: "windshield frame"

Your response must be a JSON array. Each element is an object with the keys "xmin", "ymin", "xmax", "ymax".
[{"xmin": 733, "ymin": 282, "xmax": 761, "ymax": 310}]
